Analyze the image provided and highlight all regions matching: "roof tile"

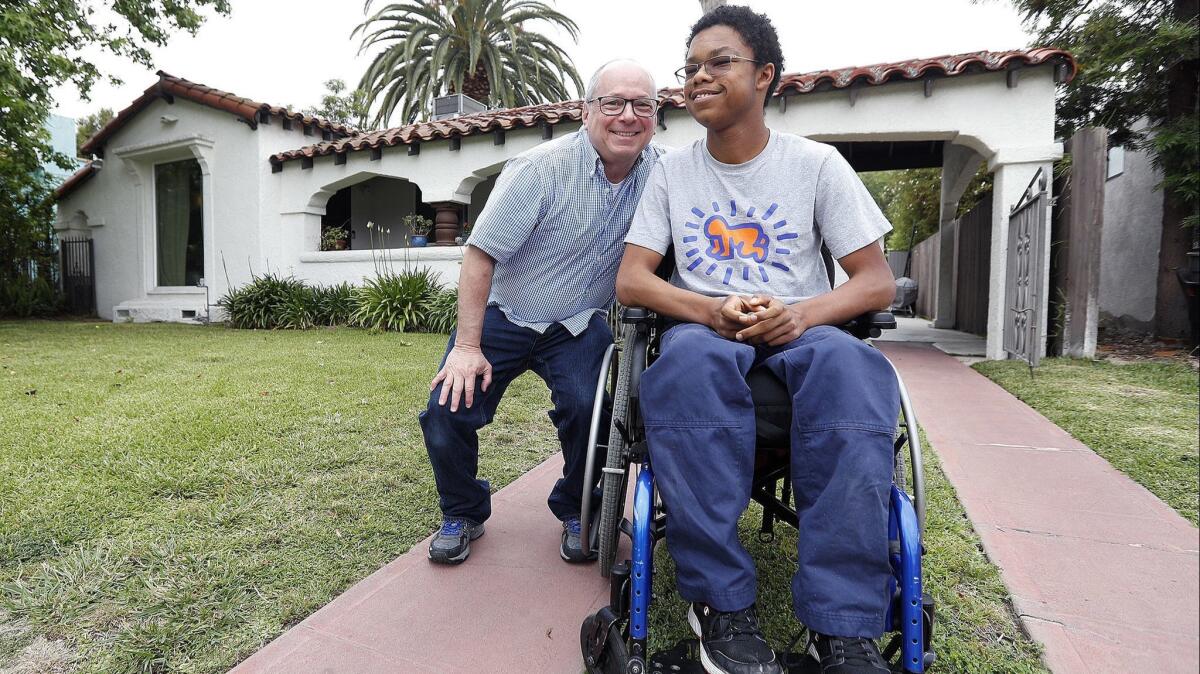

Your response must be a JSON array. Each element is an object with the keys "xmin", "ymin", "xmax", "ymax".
[{"xmin": 271, "ymin": 48, "xmax": 1075, "ymax": 165}]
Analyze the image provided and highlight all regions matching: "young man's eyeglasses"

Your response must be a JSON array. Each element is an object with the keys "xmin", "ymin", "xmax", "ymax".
[
  {"xmin": 588, "ymin": 96, "xmax": 659, "ymax": 118},
  {"xmin": 674, "ymin": 55, "xmax": 761, "ymax": 84}
]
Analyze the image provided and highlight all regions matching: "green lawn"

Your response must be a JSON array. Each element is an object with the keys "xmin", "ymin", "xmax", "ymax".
[
  {"xmin": 0, "ymin": 321, "xmax": 557, "ymax": 673},
  {"xmin": 974, "ymin": 358, "xmax": 1199, "ymax": 525},
  {"xmin": 1, "ymin": 321, "xmax": 1044, "ymax": 673}
]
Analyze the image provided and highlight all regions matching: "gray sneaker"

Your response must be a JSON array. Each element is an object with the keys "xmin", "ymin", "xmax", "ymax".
[
  {"xmin": 560, "ymin": 516, "xmax": 597, "ymax": 563},
  {"xmin": 428, "ymin": 517, "xmax": 484, "ymax": 565}
]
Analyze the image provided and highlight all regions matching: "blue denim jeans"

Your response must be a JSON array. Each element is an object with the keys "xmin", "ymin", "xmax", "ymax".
[
  {"xmin": 640, "ymin": 323, "xmax": 899, "ymax": 638},
  {"xmin": 420, "ymin": 306, "xmax": 610, "ymax": 524}
]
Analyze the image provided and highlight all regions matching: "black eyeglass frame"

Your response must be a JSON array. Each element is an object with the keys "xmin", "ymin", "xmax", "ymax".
[
  {"xmin": 674, "ymin": 54, "xmax": 761, "ymax": 84},
  {"xmin": 586, "ymin": 96, "xmax": 660, "ymax": 118}
]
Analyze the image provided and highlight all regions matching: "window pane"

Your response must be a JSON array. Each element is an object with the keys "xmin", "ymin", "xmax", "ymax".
[
  {"xmin": 155, "ymin": 159, "xmax": 204, "ymax": 286},
  {"xmin": 1106, "ymin": 145, "xmax": 1125, "ymax": 180}
]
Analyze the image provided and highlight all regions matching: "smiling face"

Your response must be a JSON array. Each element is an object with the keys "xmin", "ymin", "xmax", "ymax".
[
  {"xmin": 582, "ymin": 62, "xmax": 656, "ymax": 172},
  {"xmin": 683, "ymin": 25, "xmax": 774, "ymax": 132}
]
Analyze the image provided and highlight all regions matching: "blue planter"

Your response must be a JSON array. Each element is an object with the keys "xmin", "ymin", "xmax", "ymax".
[{"xmin": 410, "ymin": 235, "xmax": 428, "ymax": 247}]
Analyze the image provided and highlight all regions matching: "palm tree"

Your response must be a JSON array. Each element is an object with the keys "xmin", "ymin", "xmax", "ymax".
[{"xmin": 354, "ymin": 0, "xmax": 585, "ymax": 127}]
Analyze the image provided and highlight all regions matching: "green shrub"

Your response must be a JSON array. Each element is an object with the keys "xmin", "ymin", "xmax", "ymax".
[
  {"xmin": 424, "ymin": 287, "xmax": 458, "ymax": 334},
  {"xmin": 311, "ymin": 282, "xmax": 355, "ymax": 326},
  {"xmin": 219, "ymin": 274, "xmax": 313, "ymax": 329},
  {"xmin": 351, "ymin": 267, "xmax": 442, "ymax": 332},
  {"xmin": 0, "ymin": 275, "xmax": 61, "ymax": 318}
]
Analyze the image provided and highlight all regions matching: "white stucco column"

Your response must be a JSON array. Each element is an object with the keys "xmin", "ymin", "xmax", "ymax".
[
  {"xmin": 934, "ymin": 143, "xmax": 986, "ymax": 328},
  {"xmin": 986, "ymin": 146, "xmax": 1060, "ymax": 359}
]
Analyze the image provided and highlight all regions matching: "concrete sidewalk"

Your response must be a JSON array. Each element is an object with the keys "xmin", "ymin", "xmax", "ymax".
[
  {"xmin": 877, "ymin": 342, "xmax": 1199, "ymax": 674},
  {"xmin": 229, "ymin": 457, "xmax": 614, "ymax": 674}
]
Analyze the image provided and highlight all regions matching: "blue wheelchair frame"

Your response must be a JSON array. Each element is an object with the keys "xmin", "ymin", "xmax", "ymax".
[{"xmin": 581, "ymin": 307, "xmax": 936, "ymax": 674}]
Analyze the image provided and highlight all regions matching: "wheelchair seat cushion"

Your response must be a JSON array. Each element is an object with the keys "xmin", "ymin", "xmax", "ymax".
[{"xmin": 748, "ymin": 365, "xmax": 791, "ymax": 448}]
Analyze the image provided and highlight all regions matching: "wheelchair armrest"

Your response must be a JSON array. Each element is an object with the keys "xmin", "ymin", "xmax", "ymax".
[
  {"xmin": 620, "ymin": 306, "xmax": 657, "ymax": 325},
  {"xmin": 842, "ymin": 310, "xmax": 896, "ymax": 339}
]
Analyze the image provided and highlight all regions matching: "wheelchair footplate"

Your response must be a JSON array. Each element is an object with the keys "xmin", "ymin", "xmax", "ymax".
[{"xmin": 649, "ymin": 639, "xmax": 820, "ymax": 674}]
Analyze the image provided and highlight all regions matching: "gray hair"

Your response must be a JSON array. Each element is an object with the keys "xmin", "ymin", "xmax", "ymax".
[{"xmin": 584, "ymin": 59, "xmax": 656, "ymax": 101}]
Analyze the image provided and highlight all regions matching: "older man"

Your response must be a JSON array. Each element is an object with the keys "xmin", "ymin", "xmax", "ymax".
[{"xmin": 420, "ymin": 60, "xmax": 662, "ymax": 565}]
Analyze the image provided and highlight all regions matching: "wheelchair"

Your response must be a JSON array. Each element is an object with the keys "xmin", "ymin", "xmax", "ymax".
[{"xmin": 578, "ymin": 285, "xmax": 936, "ymax": 673}]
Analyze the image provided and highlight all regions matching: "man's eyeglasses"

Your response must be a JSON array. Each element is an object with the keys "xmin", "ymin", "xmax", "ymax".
[
  {"xmin": 588, "ymin": 96, "xmax": 659, "ymax": 118},
  {"xmin": 674, "ymin": 55, "xmax": 760, "ymax": 84}
]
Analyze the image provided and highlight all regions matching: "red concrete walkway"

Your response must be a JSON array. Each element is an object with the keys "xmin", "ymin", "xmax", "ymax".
[
  {"xmin": 878, "ymin": 342, "xmax": 1199, "ymax": 674},
  {"xmin": 229, "ymin": 457, "xmax": 614, "ymax": 673},
  {"xmin": 231, "ymin": 342, "xmax": 1198, "ymax": 673}
]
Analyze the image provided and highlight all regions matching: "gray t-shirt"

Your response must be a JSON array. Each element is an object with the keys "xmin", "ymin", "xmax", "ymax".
[{"xmin": 625, "ymin": 131, "xmax": 891, "ymax": 303}]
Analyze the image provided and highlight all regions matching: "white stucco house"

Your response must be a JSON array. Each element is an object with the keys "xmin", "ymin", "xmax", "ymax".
[{"xmin": 56, "ymin": 48, "xmax": 1077, "ymax": 359}]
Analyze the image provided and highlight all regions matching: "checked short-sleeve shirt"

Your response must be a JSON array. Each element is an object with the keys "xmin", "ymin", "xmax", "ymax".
[{"xmin": 467, "ymin": 129, "xmax": 663, "ymax": 336}]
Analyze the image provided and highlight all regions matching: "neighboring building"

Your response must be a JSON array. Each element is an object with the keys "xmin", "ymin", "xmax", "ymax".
[
  {"xmin": 1099, "ymin": 121, "xmax": 1164, "ymax": 334},
  {"xmin": 56, "ymin": 50, "xmax": 1075, "ymax": 360},
  {"xmin": 43, "ymin": 114, "xmax": 85, "ymax": 182}
]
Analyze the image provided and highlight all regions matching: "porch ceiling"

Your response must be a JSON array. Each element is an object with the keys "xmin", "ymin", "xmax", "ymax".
[{"xmin": 832, "ymin": 141, "xmax": 945, "ymax": 172}]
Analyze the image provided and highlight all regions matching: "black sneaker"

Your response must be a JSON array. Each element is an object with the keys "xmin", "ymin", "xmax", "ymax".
[
  {"xmin": 427, "ymin": 517, "xmax": 484, "ymax": 565},
  {"xmin": 560, "ymin": 516, "xmax": 597, "ymax": 563},
  {"xmin": 806, "ymin": 632, "xmax": 890, "ymax": 673},
  {"xmin": 687, "ymin": 602, "xmax": 783, "ymax": 674}
]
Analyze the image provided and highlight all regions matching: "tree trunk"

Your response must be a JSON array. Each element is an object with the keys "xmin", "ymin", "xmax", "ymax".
[
  {"xmin": 461, "ymin": 63, "xmax": 491, "ymax": 105},
  {"xmin": 1153, "ymin": 0, "xmax": 1199, "ymax": 342}
]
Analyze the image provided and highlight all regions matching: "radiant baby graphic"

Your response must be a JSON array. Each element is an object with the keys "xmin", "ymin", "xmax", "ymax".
[{"xmin": 702, "ymin": 214, "xmax": 769, "ymax": 263}]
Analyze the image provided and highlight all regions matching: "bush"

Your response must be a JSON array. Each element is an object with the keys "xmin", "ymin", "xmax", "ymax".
[
  {"xmin": 0, "ymin": 275, "xmax": 61, "ymax": 318},
  {"xmin": 219, "ymin": 274, "xmax": 313, "ymax": 329},
  {"xmin": 220, "ymin": 269, "xmax": 453, "ymax": 332},
  {"xmin": 351, "ymin": 267, "xmax": 442, "ymax": 332},
  {"xmin": 311, "ymin": 282, "xmax": 355, "ymax": 326},
  {"xmin": 424, "ymin": 287, "xmax": 458, "ymax": 334}
]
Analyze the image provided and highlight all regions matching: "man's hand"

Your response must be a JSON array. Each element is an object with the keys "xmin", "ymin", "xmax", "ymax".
[
  {"xmin": 707, "ymin": 294, "xmax": 759, "ymax": 339},
  {"xmin": 735, "ymin": 295, "xmax": 809, "ymax": 345},
  {"xmin": 430, "ymin": 344, "xmax": 493, "ymax": 412}
]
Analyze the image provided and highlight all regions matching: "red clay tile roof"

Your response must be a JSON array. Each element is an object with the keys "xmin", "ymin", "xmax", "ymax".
[
  {"xmin": 54, "ymin": 161, "xmax": 97, "ymax": 200},
  {"xmin": 272, "ymin": 48, "xmax": 1075, "ymax": 165},
  {"xmin": 78, "ymin": 71, "xmax": 359, "ymax": 158}
]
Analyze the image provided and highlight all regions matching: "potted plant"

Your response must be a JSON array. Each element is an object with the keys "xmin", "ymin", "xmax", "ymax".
[
  {"xmin": 320, "ymin": 226, "xmax": 349, "ymax": 251},
  {"xmin": 456, "ymin": 221, "xmax": 472, "ymax": 246},
  {"xmin": 404, "ymin": 214, "xmax": 433, "ymax": 247}
]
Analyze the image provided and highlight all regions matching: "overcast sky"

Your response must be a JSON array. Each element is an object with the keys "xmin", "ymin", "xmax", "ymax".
[{"xmin": 51, "ymin": 0, "xmax": 1032, "ymax": 125}]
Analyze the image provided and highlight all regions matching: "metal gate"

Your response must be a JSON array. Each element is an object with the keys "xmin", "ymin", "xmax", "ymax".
[
  {"xmin": 60, "ymin": 238, "xmax": 96, "ymax": 315},
  {"xmin": 1004, "ymin": 170, "xmax": 1047, "ymax": 367}
]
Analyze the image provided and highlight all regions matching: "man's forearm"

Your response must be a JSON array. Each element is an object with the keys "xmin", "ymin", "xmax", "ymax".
[
  {"xmin": 616, "ymin": 265, "xmax": 716, "ymax": 326},
  {"xmin": 454, "ymin": 245, "xmax": 496, "ymax": 348},
  {"xmin": 787, "ymin": 264, "xmax": 894, "ymax": 328}
]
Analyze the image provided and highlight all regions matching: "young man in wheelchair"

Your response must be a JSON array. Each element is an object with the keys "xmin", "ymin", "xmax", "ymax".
[{"xmin": 615, "ymin": 7, "xmax": 900, "ymax": 674}]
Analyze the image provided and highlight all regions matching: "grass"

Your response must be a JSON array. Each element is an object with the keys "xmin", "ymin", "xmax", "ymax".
[
  {"xmin": 1, "ymin": 320, "xmax": 1047, "ymax": 673},
  {"xmin": 0, "ymin": 321, "xmax": 557, "ymax": 673},
  {"xmin": 973, "ymin": 358, "xmax": 1199, "ymax": 525}
]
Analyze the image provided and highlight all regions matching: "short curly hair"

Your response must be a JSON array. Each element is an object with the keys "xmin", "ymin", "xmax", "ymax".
[{"xmin": 687, "ymin": 5, "xmax": 784, "ymax": 108}]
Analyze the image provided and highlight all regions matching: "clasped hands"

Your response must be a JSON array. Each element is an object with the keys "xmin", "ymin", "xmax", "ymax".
[{"xmin": 708, "ymin": 294, "xmax": 808, "ymax": 346}]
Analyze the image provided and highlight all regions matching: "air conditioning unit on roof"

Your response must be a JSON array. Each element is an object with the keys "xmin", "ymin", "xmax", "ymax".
[{"xmin": 432, "ymin": 93, "xmax": 487, "ymax": 120}]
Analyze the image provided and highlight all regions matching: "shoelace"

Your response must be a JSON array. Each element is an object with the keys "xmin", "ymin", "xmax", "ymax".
[
  {"xmin": 440, "ymin": 518, "xmax": 466, "ymax": 536},
  {"xmin": 565, "ymin": 518, "xmax": 582, "ymax": 536},
  {"xmin": 824, "ymin": 636, "xmax": 885, "ymax": 667},
  {"xmin": 711, "ymin": 607, "xmax": 763, "ymax": 639}
]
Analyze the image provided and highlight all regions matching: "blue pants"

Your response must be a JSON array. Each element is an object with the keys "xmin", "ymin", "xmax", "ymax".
[
  {"xmin": 420, "ymin": 306, "xmax": 610, "ymax": 524},
  {"xmin": 640, "ymin": 323, "xmax": 899, "ymax": 638}
]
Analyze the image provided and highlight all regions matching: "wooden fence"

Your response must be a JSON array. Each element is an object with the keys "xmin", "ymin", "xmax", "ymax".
[{"xmin": 909, "ymin": 231, "xmax": 940, "ymax": 319}]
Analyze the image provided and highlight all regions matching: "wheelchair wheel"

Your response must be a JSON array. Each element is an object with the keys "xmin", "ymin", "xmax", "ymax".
[{"xmin": 597, "ymin": 321, "xmax": 643, "ymax": 577}]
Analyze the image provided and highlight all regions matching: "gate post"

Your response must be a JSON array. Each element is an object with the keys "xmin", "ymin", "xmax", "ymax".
[{"xmin": 1061, "ymin": 128, "xmax": 1108, "ymax": 358}]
